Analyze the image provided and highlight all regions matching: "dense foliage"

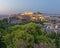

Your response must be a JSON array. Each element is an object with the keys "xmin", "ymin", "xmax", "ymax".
[{"xmin": 0, "ymin": 18, "xmax": 60, "ymax": 48}]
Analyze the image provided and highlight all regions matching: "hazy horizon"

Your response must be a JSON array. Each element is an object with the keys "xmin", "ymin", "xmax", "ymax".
[{"xmin": 0, "ymin": 0, "xmax": 60, "ymax": 14}]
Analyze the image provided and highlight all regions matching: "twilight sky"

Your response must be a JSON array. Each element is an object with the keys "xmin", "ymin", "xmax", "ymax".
[{"xmin": 0, "ymin": 0, "xmax": 60, "ymax": 14}]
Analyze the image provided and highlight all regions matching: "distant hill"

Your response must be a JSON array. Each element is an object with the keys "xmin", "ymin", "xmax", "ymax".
[
  {"xmin": 43, "ymin": 13, "xmax": 60, "ymax": 17},
  {"xmin": 0, "ymin": 15, "xmax": 8, "ymax": 19}
]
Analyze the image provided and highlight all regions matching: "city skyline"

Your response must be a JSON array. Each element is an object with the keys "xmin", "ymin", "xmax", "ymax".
[{"xmin": 0, "ymin": 0, "xmax": 60, "ymax": 14}]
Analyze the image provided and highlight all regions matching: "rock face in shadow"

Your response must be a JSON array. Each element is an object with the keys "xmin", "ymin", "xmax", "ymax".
[{"xmin": 0, "ymin": 40, "xmax": 7, "ymax": 48}]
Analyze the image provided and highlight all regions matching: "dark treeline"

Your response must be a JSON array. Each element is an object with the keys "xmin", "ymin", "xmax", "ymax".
[{"xmin": 0, "ymin": 18, "xmax": 60, "ymax": 48}]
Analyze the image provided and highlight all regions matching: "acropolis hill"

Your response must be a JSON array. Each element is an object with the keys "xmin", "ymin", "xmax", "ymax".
[{"xmin": 8, "ymin": 12, "xmax": 48, "ymax": 24}]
